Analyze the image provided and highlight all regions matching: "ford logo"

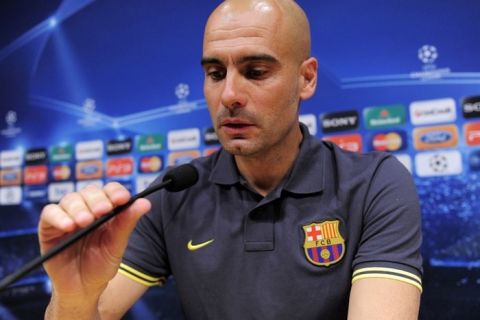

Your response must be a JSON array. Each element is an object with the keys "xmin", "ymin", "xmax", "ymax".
[
  {"xmin": 421, "ymin": 131, "xmax": 451, "ymax": 144},
  {"xmin": 81, "ymin": 166, "xmax": 99, "ymax": 174}
]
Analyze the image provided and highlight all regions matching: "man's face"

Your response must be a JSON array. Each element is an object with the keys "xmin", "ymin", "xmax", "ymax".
[{"xmin": 202, "ymin": 7, "xmax": 303, "ymax": 158}]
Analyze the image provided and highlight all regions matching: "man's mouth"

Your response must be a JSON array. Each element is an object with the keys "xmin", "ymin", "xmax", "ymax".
[{"xmin": 219, "ymin": 119, "xmax": 255, "ymax": 135}]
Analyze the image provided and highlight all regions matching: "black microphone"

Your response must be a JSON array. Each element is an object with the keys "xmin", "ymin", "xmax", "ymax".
[{"xmin": 0, "ymin": 163, "xmax": 199, "ymax": 291}]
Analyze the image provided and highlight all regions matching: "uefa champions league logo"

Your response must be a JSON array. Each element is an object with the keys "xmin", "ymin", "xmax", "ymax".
[
  {"xmin": 418, "ymin": 45, "xmax": 438, "ymax": 65},
  {"xmin": 83, "ymin": 98, "xmax": 96, "ymax": 114},
  {"xmin": 410, "ymin": 44, "xmax": 450, "ymax": 80},
  {"xmin": 5, "ymin": 110, "xmax": 17, "ymax": 126},
  {"xmin": 175, "ymin": 83, "xmax": 190, "ymax": 102},
  {"xmin": 1, "ymin": 110, "xmax": 22, "ymax": 138},
  {"xmin": 78, "ymin": 98, "xmax": 99, "ymax": 127}
]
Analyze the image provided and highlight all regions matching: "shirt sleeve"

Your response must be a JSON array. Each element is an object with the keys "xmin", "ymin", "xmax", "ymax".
[
  {"xmin": 120, "ymin": 177, "xmax": 171, "ymax": 287},
  {"xmin": 352, "ymin": 155, "xmax": 423, "ymax": 292}
]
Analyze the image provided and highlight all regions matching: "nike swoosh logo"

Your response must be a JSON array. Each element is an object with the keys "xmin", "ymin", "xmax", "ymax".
[{"xmin": 187, "ymin": 239, "xmax": 215, "ymax": 251}]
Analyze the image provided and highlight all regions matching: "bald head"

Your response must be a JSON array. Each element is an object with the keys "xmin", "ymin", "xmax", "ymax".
[{"xmin": 204, "ymin": 0, "xmax": 312, "ymax": 63}]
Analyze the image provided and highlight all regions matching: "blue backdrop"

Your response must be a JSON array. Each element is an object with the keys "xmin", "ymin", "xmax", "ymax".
[{"xmin": 1, "ymin": 0, "xmax": 480, "ymax": 319}]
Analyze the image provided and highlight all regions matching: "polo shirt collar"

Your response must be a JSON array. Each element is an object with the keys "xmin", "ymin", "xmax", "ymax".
[
  {"xmin": 283, "ymin": 123, "xmax": 325, "ymax": 194},
  {"xmin": 209, "ymin": 147, "xmax": 240, "ymax": 185},
  {"xmin": 209, "ymin": 123, "xmax": 325, "ymax": 194}
]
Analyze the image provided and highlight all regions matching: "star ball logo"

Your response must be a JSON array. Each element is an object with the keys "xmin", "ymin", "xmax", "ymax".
[
  {"xmin": 418, "ymin": 45, "xmax": 438, "ymax": 65},
  {"xmin": 415, "ymin": 150, "xmax": 462, "ymax": 177},
  {"xmin": 175, "ymin": 83, "xmax": 190, "ymax": 101},
  {"xmin": 1, "ymin": 110, "xmax": 22, "ymax": 138},
  {"xmin": 410, "ymin": 44, "xmax": 450, "ymax": 80}
]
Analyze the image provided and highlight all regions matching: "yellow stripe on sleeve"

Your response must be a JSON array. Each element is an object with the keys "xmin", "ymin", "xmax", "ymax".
[
  {"xmin": 118, "ymin": 263, "xmax": 165, "ymax": 287},
  {"xmin": 352, "ymin": 267, "xmax": 422, "ymax": 293}
]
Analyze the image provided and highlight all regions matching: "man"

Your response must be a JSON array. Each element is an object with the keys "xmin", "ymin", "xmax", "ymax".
[{"xmin": 39, "ymin": 0, "xmax": 422, "ymax": 319}]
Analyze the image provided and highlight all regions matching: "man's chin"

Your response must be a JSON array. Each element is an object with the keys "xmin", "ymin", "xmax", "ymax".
[{"xmin": 222, "ymin": 140, "xmax": 257, "ymax": 156}]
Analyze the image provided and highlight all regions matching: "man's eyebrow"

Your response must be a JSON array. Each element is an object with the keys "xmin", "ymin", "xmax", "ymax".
[
  {"xmin": 201, "ymin": 57, "xmax": 223, "ymax": 67},
  {"xmin": 237, "ymin": 54, "xmax": 279, "ymax": 64},
  {"xmin": 200, "ymin": 54, "xmax": 279, "ymax": 67}
]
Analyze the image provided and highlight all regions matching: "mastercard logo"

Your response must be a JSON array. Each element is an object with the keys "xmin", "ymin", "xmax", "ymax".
[
  {"xmin": 52, "ymin": 165, "xmax": 71, "ymax": 181},
  {"xmin": 139, "ymin": 156, "xmax": 163, "ymax": 173},
  {"xmin": 372, "ymin": 132, "xmax": 403, "ymax": 152}
]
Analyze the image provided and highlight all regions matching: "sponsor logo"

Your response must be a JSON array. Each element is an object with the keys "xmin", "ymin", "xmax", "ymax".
[
  {"xmin": 363, "ymin": 105, "xmax": 405, "ymax": 129},
  {"xmin": 462, "ymin": 96, "xmax": 480, "ymax": 119},
  {"xmin": 0, "ymin": 186, "xmax": 22, "ymax": 205},
  {"xmin": 50, "ymin": 144, "xmax": 73, "ymax": 162},
  {"xmin": 107, "ymin": 138, "xmax": 133, "ymax": 155},
  {"xmin": 136, "ymin": 175, "xmax": 157, "ymax": 193},
  {"xmin": 320, "ymin": 110, "xmax": 358, "ymax": 133},
  {"xmin": 204, "ymin": 128, "xmax": 220, "ymax": 145},
  {"xmin": 48, "ymin": 182, "xmax": 75, "ymax": 202},
  {"xmin": 106, "ymin": 157, "xmax": 134, "ymax": 177},
  {"xmin": 76, "ymin": 160, "xmax": 103, "ymax": 180},
  {"xmin": 24, "ymin": 185, "xmax": 48, "ymax": 201},
  {"xmin": 76, "ymin": 179, "xmax": 104, "ymax": 191},
  {"xmin": 51, "ymin": 164, "xmax": 72, "ymax": 181},
  {"xmin": 25, "ymin": 148, "xmax": 48, "ymax": 164},
  {"xmin": 323, "ymin": 134, "xmax": 362, "ymax": 153},
  {"xmin": 415, "ymin": 150, "xmax": 462, "ymax": 177},
  {"xmin": 299, "ymin": 114, "xmax": 318, "ymax": 135},
  {"xmin": 394, "ymin": 154, "xmax": 412, "ymax": 173},
  {"xmin": 138, "ymin": 155, "xmax": 163, "ymax": 173},
  {"xmin": 469, "ymin": 150, "xmax": 480, "ymax": 171},
  {"xmin": 409, "ymin": 98, "xmax": 456, "ymax": 125},
  {"xmin": 168, "ymin": 128, "xmax": 200, "ymax": 151},
  {"xmin": 413, "ymin": 125, "xmax": 458, "ymax": 150},
  {"xmin": 75, "ymin": 140, "xmax": 104, "ymax": 160},
  {"xmin": 136, "ymin": 134, "xmax": 164, "ymax": 153},
  {"xmin": 464, "ymin": 122, "xmax": 480, "ymax": 146},
  {"xmin": 303, "ymin": 220, "xmax": 345, "ymax": 267},
  {"xmin": 0, "ymin": 168, "xmax": 22, "ymax": 186},
  {"xmin": 168, "ymin": 150, "xmax": 201, "ymax": 166},
  {"xmin": 369, "ymin": 130, "xmax": 406, "ymax": 152},
  {"xmin": 0, "ymin": 149, "xmax": 23, "ymax": 168},
  {"xmin": 24, "ymin": 165, "xmax": 48, "ymax": 185}
]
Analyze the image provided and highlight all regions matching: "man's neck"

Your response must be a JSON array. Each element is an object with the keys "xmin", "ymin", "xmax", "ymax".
[{"xmin": 235, "ymin": 127, "xmax": 303, "ymax": 197}]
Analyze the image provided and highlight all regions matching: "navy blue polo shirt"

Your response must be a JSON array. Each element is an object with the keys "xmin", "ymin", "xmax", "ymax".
[{"xmin": 120, "ymin": 124, "xmax": 422, "ymax": 319}]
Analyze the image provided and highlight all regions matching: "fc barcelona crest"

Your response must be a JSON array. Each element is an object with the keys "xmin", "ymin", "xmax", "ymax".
[{"xmin": 303, "ymin": 220, "xmax": 345, "ymax": 267}]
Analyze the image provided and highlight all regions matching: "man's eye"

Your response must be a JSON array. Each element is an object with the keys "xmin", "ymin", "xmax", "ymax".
[
  {"xmin": 207, "ymin": 70, "xmax": 225, "ymax": 81},
  {"xmin": 246, "ymin": 68, "xmax": 267, "ymax": 79}
]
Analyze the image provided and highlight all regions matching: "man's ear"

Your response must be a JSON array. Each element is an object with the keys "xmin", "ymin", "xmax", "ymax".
[{"xmin": 299, "ymin": 57, "xmax": 318, "ymax": 101}]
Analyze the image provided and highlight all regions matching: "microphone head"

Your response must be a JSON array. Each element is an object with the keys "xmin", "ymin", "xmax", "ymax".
[{"xmin": 162, "ymin": 163, "xmax": 199, "ymax": 192}]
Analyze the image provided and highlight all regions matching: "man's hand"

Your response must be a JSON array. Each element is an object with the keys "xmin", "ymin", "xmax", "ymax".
[{"xmin": 38, "ymin": 182, "xmax": 151, "ymax": 317}]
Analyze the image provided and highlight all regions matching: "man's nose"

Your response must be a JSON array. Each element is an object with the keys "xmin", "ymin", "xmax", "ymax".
[{"xmin": 221, "ymin": 71, "xmax": 247, "ymax": 110}]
